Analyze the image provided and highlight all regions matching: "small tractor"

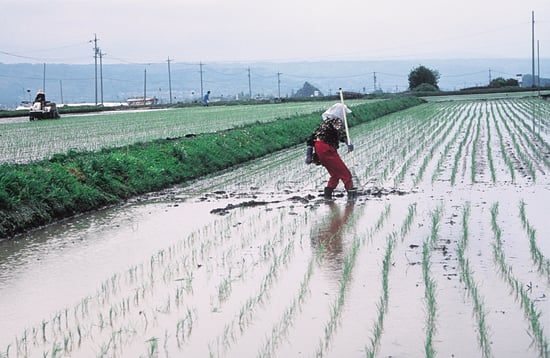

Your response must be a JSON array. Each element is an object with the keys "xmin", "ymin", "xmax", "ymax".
[{"xmin": 29, "ymin": 90, "xmax": 60, "ymax": 121}]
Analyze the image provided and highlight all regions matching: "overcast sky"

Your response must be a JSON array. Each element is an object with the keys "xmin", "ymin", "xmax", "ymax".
[{"xmin": 1, "ymin": 0, "xmax": 548, "ymax": 64}]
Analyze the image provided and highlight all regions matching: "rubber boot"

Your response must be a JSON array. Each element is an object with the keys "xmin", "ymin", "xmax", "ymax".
[
  {"xmin": 323, "ymin": 187, "xmax": 334, "ymax": 200},
  {"xmin": 347, "ymin": 187, "xmax": 358, "ymax": 201}
]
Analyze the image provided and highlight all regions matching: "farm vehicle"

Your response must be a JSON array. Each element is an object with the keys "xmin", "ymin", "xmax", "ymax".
[{"xmin": 29, "ymin": 90, "xmax": 60, "ymax": 121}]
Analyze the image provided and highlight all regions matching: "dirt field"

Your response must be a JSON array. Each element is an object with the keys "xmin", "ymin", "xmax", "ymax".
[{"xmin": 0, "ymin": 97, "xmax": 548, "ymax": 357}]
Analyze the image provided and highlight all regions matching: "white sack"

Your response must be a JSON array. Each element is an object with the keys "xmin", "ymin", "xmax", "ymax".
[{"xmin": 321, "ymin": 103, "xmax": 352, "ymax": 121}]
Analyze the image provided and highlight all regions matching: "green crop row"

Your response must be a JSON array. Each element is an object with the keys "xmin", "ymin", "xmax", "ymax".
[{"xmin": 0, "ymin": 97, "xmax": 425, "ymax": 239}]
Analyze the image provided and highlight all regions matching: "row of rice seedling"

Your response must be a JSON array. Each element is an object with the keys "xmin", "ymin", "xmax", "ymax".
[
  {"xmin": 499, "ymin": 99, "xmax": 550, "ymax": 170},
  {"xmin": 488, "ymin": 98, "xmax": 550, "ymax": 182},
  {"xmin": 510, "ymin": 98, "xmax": 550, "ymax": 136},
  {"xmin": 518, "ymin": 200, "xmax": 550, "ymax": 278},
  {"xmin": 457, "ymin": 203, "xmax": 492, "ymax": 357},
  {"xmin": 470, "ymin": 108, "xmax": 482, "ymax": 183},
  {"xmin": 495, "ymin": 103, "xmax": 538, "ymax": 181},
  {"xmin": 408, "ymin": 105, "xmax": 462, "ymax": 187},
  {"xmin": 364, "ymin": 203, "xmax": 417, "ymax": 357},
  {"xmin": 392, "ymin": 105, "xmax": 455, "ymax": 187},
  {"xmin": 314, "ymin": 203, "xmax": 390, "ymax": 357},
  {"xmin": 489, "ymin": 102, "xmax": 517, "ymax": 182},
  {"xmin": 451, "ymin": 103, "xmax": 476, "ymax": 186},
  {"xmin": 430, "ymin": 102, "xmax": 472, "ymax": 183},
  {"xmin": 422, "ymin": 206, "xmax": 443, "ymax": 358},
  {"xmin": 351, "ymin": 101, "xmax": 458, "ymax": 187},
  {"xmin": 256, "ymin": 200, "xmax": 374, "ymax": 357},
  {"xmin": 485, "ymin": 113, "xmax": 497, "ymax": 183},
  {"xmin": 380, "ymin": 105, "xmax": 444, "ymax": 182},
  {"xmin": 350, "ymin": 103, "xmax": 431, "ymax": 180},
  {"xmin": 490, "ymin": 203, "xmax": 549, "ymax": 357}
]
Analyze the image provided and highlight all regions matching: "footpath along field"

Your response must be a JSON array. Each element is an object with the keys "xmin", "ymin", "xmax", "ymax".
[{"xmin": 0, "ymin": 96, "xmax": 549, "ymax": 357}]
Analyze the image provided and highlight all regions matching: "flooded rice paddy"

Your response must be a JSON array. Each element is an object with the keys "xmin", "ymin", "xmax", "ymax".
[{"xmin": 0, "ymin": 98, "xmax": 549, "ymax": 357}]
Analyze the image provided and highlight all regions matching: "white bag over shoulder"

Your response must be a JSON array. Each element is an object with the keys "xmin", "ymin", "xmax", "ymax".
[{"xmin": 321, "ymin": 103, "xmax": 351, "ymax": 121}]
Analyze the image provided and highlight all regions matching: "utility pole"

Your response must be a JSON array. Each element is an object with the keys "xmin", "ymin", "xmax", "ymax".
[
  {"xmin": 99, "ymin": 50, "xmax": 105, "ymax": 106},
  {"xmin": 488, "ymin": 69, "xmax": 492, "ymax": 85},
  {"xmin": 537, "ymin": 40, "xmax": 540, "ymax": 98},
  {"xmin": 144, "ymin": 68, "xmax": 147, "ymax": 106},
  {"xmin": 373, "ymin": 72, "xmax": 377, "ymax": 92},
  {"xmin": 277, "ymin": 72, "xmax": 282, "ymax": 99},
  {"xmin": 247, "ymin": 67, "xmax": 252, "ymax": 100},
  {"xmin": 167, "ymin": 57, "xmax": 173, "ymax": 104},
  {"xmin": 531, "ymin": 11, "xmax": 535, "ymax": 88},
  {"xmin": 91, "ymin": 34, "xmax": 99, "ymax": 105},
  {"xmin": 42, "ymin": 63, "xmax": 46, "ymax": 91},
  {"xmin": 199, "ymin": 62, "xmax": 204, "ymax": 100},
  {"xmin": 59, "ymin": 80, "xmax": 64, "ymax": 105}
]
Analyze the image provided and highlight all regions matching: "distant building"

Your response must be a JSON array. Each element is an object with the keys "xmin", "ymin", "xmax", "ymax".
[{"xmin": 126, "ymin": 97, "xmax": 158, "ymax": 106}]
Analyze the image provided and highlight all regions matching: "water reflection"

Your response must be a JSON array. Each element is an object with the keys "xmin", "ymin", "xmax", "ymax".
[{"xmin": 311, "ymin": 201, "xmax": 355, "ymax": 277}]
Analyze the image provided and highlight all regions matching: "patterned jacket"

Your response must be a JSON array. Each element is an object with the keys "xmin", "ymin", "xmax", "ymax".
[{"xmin": 307, "ymin": 117, "xmax": 347, "ymax": 149}]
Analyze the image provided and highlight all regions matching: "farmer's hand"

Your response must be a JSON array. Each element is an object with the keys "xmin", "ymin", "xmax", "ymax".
[{"xmin": 347, "ymin": 144, "xmax": 354, "ymax": 153}]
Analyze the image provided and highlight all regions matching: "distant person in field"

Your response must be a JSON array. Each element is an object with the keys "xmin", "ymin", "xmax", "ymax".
[
  {"xmin": 202, "ymin": 91, "xmax": 211, "ymax": 106},
  {"xmin": 305, "ymin": 103, "xmax": 356, "ymax": 200}
]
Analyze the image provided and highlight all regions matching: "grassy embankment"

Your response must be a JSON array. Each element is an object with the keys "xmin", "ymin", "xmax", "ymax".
[{"xmin": 0, "ymin": 97, "xmax": 424, "ymax": 239}]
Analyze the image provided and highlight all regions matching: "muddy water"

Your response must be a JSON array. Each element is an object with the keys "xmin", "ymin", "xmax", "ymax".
[
  {"xmin": 0, "ymin": 193, "xmax": 220, "ymax": 341},
  {"xmin": 0, "ymin": 146, "xmax": 321, "ymax": 353}
]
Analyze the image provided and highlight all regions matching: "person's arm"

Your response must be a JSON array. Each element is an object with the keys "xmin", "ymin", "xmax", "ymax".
[{"xmin": 335, "ymin": 118, "xmax": 353, "ymax": 152}]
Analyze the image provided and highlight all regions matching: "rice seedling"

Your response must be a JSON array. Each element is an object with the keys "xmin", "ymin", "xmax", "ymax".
[
  {"xmin": 145, "ymin": 336, "xmax": 158, "ymax": 358},
  {"xmin": 400, "ymin": 203, "xmax": 417, "ymax": 240},
  {"xmin": 49, "ymin": 341, "xmax": 62, "ymax": 358},
  {"xmin": 372, "ymin": 204, "xmax": 391, "ymax": 237}
]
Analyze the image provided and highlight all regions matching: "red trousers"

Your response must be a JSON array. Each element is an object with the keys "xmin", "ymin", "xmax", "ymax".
[{"xmin": 314, "ymin": 140, "xmax": 354, "ymax": 190}]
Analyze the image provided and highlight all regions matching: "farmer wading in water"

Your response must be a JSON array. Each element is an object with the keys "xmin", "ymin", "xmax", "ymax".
[{"xmin": 305, "ymin": 103, "xmax": 357, "ymax": 200}]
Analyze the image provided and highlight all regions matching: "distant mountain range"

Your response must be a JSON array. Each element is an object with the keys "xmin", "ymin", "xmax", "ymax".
[{"xmin": 1, "ymin": 58, "xmax": 548, "ymax": 109}]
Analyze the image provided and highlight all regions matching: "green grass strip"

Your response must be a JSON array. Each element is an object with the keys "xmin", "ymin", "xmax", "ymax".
[{"xmin": 0, "ymin": 97, "xmax": 424, "ymax": 239}]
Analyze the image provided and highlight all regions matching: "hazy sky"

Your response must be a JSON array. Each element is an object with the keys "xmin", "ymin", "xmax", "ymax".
[{"xmin": 1, "ymin": 0, "xmax": 548, "ymax": 64}]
